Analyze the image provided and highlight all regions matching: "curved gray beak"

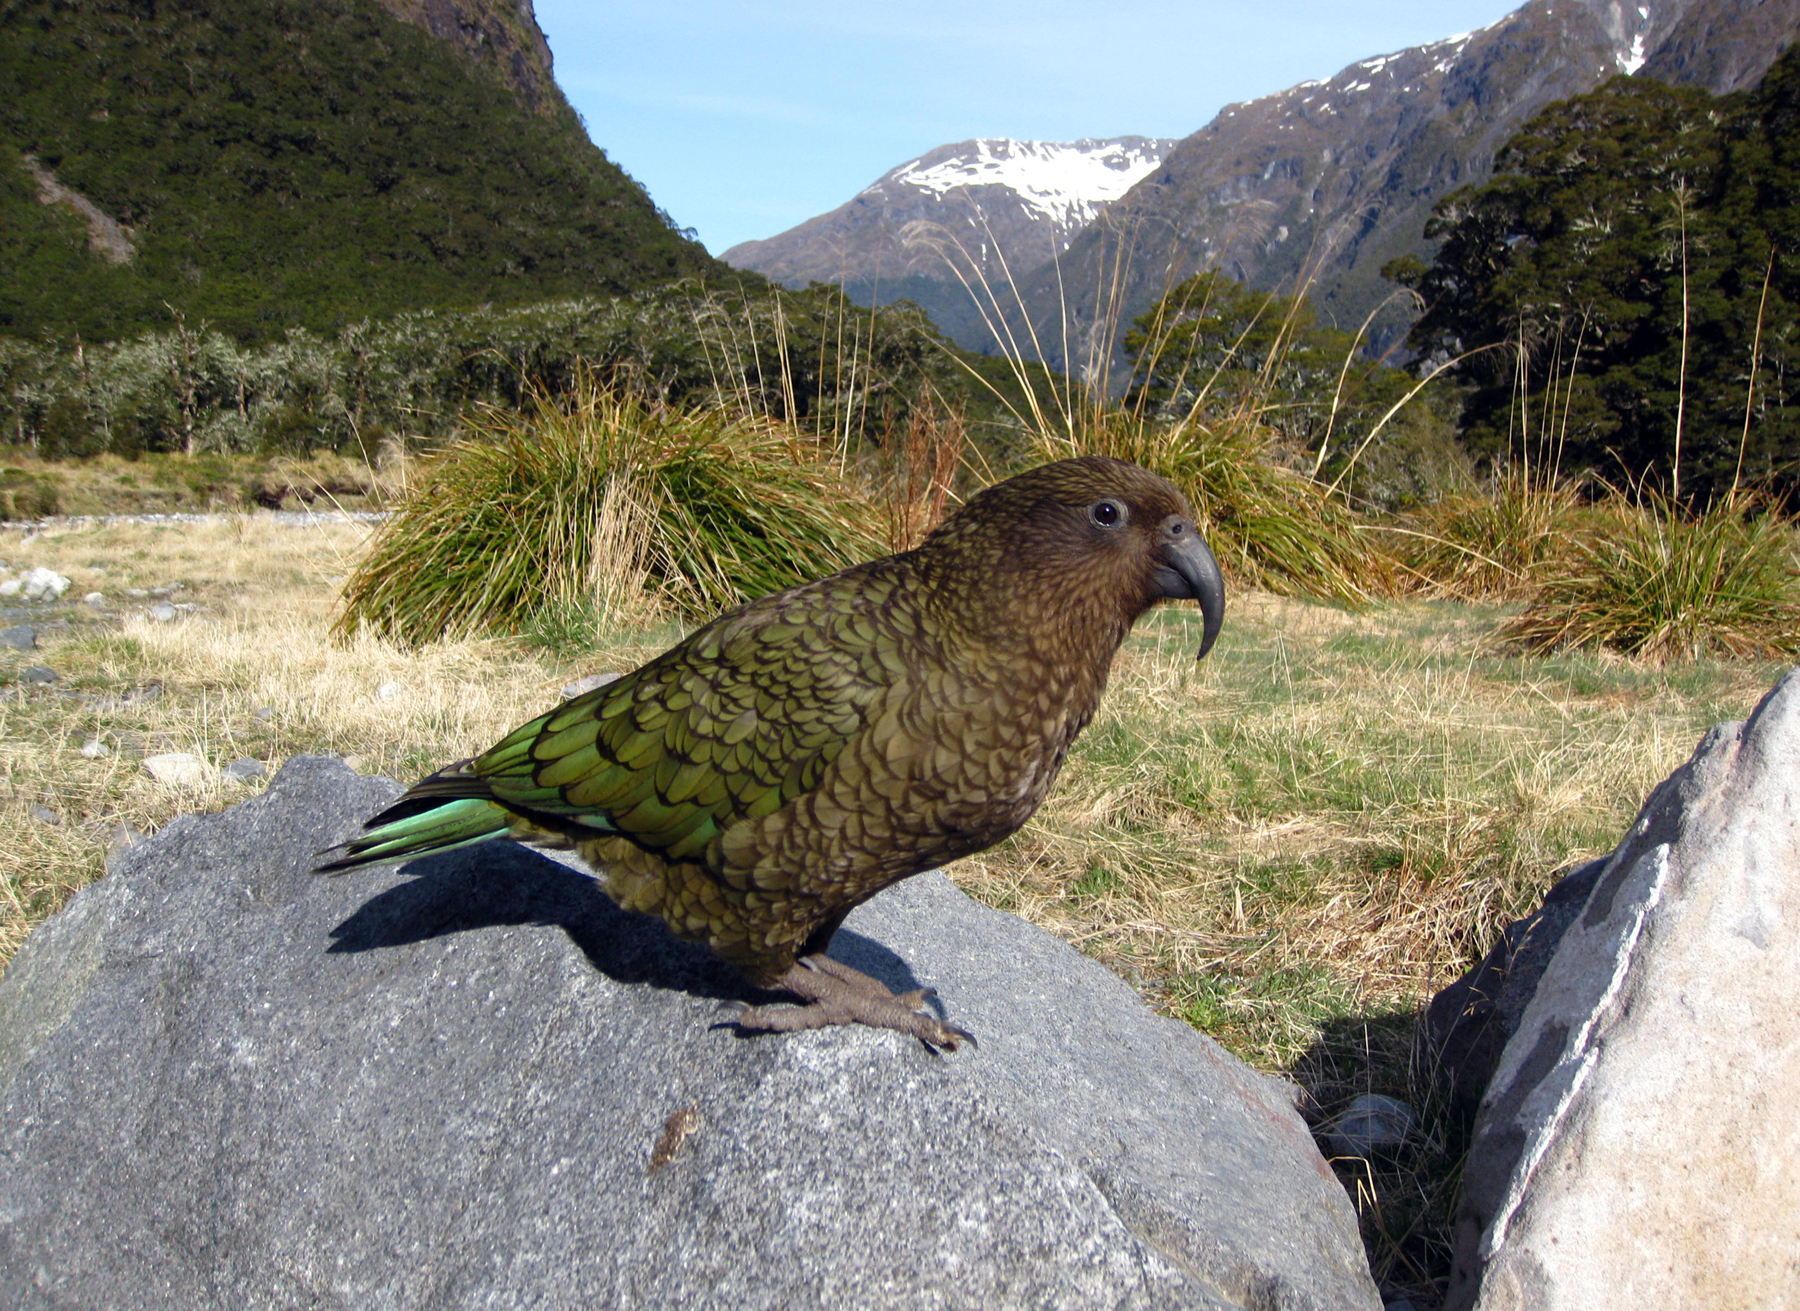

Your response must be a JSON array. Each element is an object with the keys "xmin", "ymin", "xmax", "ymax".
[{"xmin": 1151, "ymin": 518, "xmax": 1225, "ymax": 660}]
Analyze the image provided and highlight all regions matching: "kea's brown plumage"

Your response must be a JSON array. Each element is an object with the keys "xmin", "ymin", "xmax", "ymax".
[{"xmin": 319, "ymin": 456, "xmax": 1224, "ymax": 1047}]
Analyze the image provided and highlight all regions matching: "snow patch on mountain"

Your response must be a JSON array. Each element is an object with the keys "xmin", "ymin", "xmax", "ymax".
[{"xmin": 872, "ymin": 137, "xmax": 1178, "ymax": 236}]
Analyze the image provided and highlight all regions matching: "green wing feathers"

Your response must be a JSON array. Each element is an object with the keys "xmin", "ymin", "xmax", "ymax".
[{"xmin": 318, "ymin": 568, "xmax": 891, "ymax": 876}]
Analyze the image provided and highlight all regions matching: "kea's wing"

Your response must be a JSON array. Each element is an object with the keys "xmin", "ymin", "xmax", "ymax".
[{"xmin": 472, "ymin": 566, "xmax": 900, "ymax": 863}]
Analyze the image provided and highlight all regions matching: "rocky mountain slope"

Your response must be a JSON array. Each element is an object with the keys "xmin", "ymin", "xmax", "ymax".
[
  {"xmin": 378, "ymin": 0, "xmax": 563, "ymax": 115},
  {"xmin": 728, "ymin": 0, "xmax": 1799, "ymax": 367},
  {"xmin": 1021, "ymin": 0, "xmax": 1800, "ymax": 374},
  {"xmin": 722, "ymin": 136, "xmax": 1177, "ymax": 352}
]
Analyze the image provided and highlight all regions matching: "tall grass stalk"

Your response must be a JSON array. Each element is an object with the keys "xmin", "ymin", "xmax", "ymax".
[{"xmin": 1397, "ymin": 471, "xmax": 1586, "ymax": 601}]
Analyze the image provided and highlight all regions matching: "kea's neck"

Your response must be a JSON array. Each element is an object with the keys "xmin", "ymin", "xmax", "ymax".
[{"xmin": 909, "ymin": 541, "xmax": 1135, "ymax": 704}]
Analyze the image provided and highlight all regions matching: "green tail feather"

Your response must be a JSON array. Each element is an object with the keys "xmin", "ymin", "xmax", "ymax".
[{"xmin": 315, "ymin": 796, "xmax": 515, "ymax": 874}]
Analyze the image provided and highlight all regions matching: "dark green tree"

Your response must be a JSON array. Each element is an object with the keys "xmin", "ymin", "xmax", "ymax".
[{"xmin": 1390, "ymin": 59, "xmax": 1800, "ymax": 501}]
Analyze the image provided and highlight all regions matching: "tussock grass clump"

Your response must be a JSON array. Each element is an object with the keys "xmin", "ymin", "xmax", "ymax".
[
  {"xmin": 1396, "ymin": 472, "xmax": 1587, "ymax": 600},
  {"xmin": 1047, "ymin": 415, "xmax": 1397, "ymax": 607},
  {"xmin": 335, "ymin": 386, "xmax": 886, "ymax": 645},
  {"xmin": 1502, "ymin": 493, "xmax": 1800, "ymax": 659}
]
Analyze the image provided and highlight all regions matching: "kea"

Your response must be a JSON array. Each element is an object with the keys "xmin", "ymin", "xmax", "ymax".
[{"xmin": 318, "ymin": 456, "xmax": 1224, "ymax": 1049}]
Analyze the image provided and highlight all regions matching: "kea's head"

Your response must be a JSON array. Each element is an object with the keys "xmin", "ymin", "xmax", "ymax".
[{"xmin": 920, "ymin": 456, "xmax": 1224, "ymax": 662}]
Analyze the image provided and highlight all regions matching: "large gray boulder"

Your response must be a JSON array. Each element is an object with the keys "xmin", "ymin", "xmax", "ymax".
[
  {"xmin": 1445, "ymin": 667, "xmax": 1800, "ymax": 1311},
  {"xmin": 0, "ymin": 756, "xmax": 1378, "ymax": 1311}
]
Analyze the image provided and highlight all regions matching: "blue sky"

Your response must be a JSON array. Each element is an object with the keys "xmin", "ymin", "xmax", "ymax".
[{"xmin": 533, "ymin": 1, "xmax": 1524, "ymax": 257}]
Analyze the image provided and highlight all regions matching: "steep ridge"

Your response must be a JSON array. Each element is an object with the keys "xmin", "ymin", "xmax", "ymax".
[
  {"xmin": 726, "ymin": 0, "xmax": 1798, "ymax": 366},
  {"xmin": 0, "ymin": 0, "xmax": 727, "ymax": 343},
  {"xmin": 377, "ymin": 0, "xmax": 563, "ymax": 115}
]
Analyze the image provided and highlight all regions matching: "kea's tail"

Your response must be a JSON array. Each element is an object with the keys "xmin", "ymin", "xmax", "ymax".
[{"xmin": 314, "ymin": 761, "xmax": 516, "ymax": 874}]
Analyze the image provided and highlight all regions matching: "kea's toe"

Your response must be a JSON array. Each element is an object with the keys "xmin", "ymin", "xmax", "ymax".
[{"xmin": 734, "ymin": 955, "xmax": 974, "ymax": 1051}]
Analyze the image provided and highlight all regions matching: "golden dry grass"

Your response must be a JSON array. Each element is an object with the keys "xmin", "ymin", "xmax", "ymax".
[
  {"xmin": 1, "ymin": 508, "xmax": 1784, "ymax": 1305},
  {"xmin": 2, "ymin": 514, "xmax": 1778, "ymax": 1044},
  {"xmin": 0, "ymin": 514, "xmax": 672, "ymax": 962}
]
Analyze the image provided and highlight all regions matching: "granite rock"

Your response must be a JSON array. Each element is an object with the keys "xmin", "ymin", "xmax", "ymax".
[
  {"xmin": 0, "ymin": 757, "xmax": 1378, "ymax": 1311},
  {"xmin": 1444, "ymin": 668, "xmax": 1800, "ymax": 1310}
]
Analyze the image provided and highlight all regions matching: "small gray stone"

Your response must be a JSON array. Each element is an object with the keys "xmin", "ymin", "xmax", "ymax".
[
  {"xmin": 253, "ymin": 705, "xmax": 275, "ymax": 721},
  {"xmin": 0, "ymin": 625, "xmax": 35, "ymax": 650},
  {"xmin": 0, "ymin": 579, "xmax": 19, "ymax": 598},
  {"xmin": 29, "ymin": 804, "xmax": 61, "ymax": 826},
  {"xmin": 376, "ymin": 681, "xmax": 402, "ymax": 702},
  {"xmin": 223, "ymin": 757, "xmax": 266, "ymax": 780},
  {"xmin": 82, "ymin": 592, "xmax": 105, "ymax": 607},
  {"xmin": 1324, "ymin": 1094, "xmax": 1415, "ymax": 1159},
  {"xmin": 20, "ymin": 665, "xmax": 56, "ymax": 684},
  {"xmin": 562, "ymin": 670, "xmax": 622, "ymax": 699},
  {"xmin": 79, "ymin": 739, "xmax": 110, "ymax": 759},
  {"xmin": 147, "ymin": 603, "xmax": 178, "ymax": 623}
]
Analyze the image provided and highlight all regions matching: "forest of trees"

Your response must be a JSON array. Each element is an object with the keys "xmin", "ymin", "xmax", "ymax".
[
  {"xmin": 1387, "ymin": 45, "xmax": 1800, "ymax": 501},
  {"xmin": 6, "ymin": 0, "xmax": 1799, "ymax": 510},
  {"xmin": 0, "ymin": 0, "xmax": 720, "ymax": 344}
]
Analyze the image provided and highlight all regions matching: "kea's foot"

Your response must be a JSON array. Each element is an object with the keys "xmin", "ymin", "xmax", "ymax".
[{"xmin": 734, "ymin": 954, "xmax": 975, "ymax": 1051}]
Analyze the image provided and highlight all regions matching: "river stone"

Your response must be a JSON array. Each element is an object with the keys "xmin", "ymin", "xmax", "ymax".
[
  {"xmin": 0, "ymin": 756, "xmax": 1377, "ymax": 1311},
  {"xmin": 20, "ymin": 567, "xmax": 68, "ymax": 602},
  {"xmin": 141, "ymin": 751, "xmax": 208, "ymax": 786},
  {"xmin": 1444, "ymin": 667, "xmax": 1800, "ymax": 1311}
]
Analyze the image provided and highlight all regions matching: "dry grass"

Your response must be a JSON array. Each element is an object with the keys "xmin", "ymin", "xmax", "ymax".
[
  {"xmin": 0, "ymin": 450, "xmax": 400, "ymax": 520},
  {"xmin": 0, "ymin": 513, "xmax": 675, "ymax": 961},
  {"xmin": 1, "ymin": 508, "xmax": 1785, "ymax": 1305},
  {"xmin": 3, "ymin": 511, "xmax": 1773, "ymax": 1042}
]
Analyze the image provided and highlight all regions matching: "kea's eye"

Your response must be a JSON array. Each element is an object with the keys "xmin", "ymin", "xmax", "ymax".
[{"xmin": 1089, "ymin": 499, "xmax": 1126, "ymax": 529}]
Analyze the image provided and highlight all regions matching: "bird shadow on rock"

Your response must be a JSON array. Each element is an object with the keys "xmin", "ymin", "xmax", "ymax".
[{"xmin": 325, "ymin": 841, "xmax": 937, "ymax": 1018}]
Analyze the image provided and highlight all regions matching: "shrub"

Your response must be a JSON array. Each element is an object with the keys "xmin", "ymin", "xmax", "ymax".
[
  {"xmin": 0, "ymin": 467, "xmax": 59, "ymax": 519},
  {"xmin": 1397, "ymin": 472, "xmax": 1587, "ymax": 600},
  {"xmin": 1501, "ymin": 493, "xmax": 1800, "ymax": 659},
  {"xmin": 335, "ymin": 384, "xmax": 887, "ymax": 645}
]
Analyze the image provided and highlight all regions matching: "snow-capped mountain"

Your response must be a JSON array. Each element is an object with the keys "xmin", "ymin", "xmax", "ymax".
[
  {"xmin": 720, "ymin": 136, "xmax": 1178, "ymax": 347},
  {"xmin": 882, "ymin": 137, "xmax": 1174, "ymax": 241},
  {"xmin": 726, "ymin": 0, "xmax": 1798, "ymax": 361},
  {"xmin": 1016, "ymin": 0, "xmax": 1799, "ymax": 372}
]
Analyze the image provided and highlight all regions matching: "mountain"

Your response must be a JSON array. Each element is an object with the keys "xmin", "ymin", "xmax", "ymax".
[
  {"xmin": 721, "ymin": 136, "xmax": 1178, "ymax": 352},
  {"xmin": 378, "ymin": 0, "xmax": 563, "ymax": 115},
  {"xmin": 0, "ymin": 0, "xmax": 729, "ymax": 344},
  {"xmin": 727, "ymin": 0, "xmax": 1799, "ymax": 369},
  {"xmin": 1018, "ymin": 0, "xmax": 1800, "ymax": 375}
]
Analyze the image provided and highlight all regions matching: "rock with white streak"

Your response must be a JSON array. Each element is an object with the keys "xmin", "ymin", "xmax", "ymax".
[{"xmin": 1444, "ymin": 667, "xmax": 1800, "ymax": 1311}]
